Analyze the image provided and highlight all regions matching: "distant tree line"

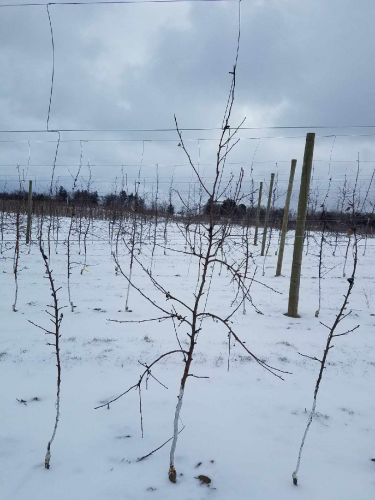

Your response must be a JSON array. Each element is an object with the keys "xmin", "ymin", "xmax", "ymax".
[
  {"xmin": 0, "ymin": 187, "xmax": 99, "ymax": 205},
  {"xmin": 1, "ymin": 189, "xmax": 374, "ymax": 232},
  {"xmin": 197, "ymin": 197, "xmax": 375, "ymax": 232},
  {"xmin": 0, "ymin": 186, "xmax": 177, "ymax": 213}
]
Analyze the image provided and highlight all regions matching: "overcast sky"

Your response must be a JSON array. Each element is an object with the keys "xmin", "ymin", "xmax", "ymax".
[{"xmin": 0, "ymin": 0, "xmax": 375, "ymax": 207}]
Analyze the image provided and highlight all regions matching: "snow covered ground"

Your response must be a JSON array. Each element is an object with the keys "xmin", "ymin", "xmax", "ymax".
[{"xmin": 1, "ymin": 220, "xmax": 374, "ymax": 500}]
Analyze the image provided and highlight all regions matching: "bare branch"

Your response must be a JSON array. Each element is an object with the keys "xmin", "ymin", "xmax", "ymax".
[{"xmin": 94, "ymin": 350, "xmax": 188, "ymax": 410}]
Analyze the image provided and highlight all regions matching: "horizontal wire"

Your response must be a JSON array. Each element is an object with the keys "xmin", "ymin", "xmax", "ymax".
[
  {"xmin": 2, "ymin": 138, "xmax": 375, "ymax": 148},
  {"xmin": 1, "ymin": 133, "xmax": 375, "ymax": 144},
  {"xmin": 1, "ymin": 126, "xmax": 375, "ymax": 132},
  {"xmin": 2, "ymin": 178, "xmax": 374, "ymax": 185},
  {"xmin": 1, "ymin": 160, "xmax": 375, "ymax": 167},
  {"xmin": 1, "ymin": 173, "xmax": 373, "ymax": 180},
  {"xmin": 0, "ymin": 0, "xmax": 241, "ymax": 7}
]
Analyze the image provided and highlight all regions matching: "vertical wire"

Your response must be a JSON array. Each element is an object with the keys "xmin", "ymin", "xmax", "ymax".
[{"xmin": 46, "ymin": 4, "xmax": 55, "ymax": 131}]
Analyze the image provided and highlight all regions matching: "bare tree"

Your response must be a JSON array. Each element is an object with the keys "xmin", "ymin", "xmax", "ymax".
[
  {"xmin": 80, "ymin": 162, "xmax": 93, "ymax": 274},
  {"xmin": 67, "ymin": 163, "xmax": 82, "ymax": 312},
  {"xmin": 292, "ymin": 234, "xmax": 359, "ymax": 485},
  {"xmin": 343, "ymin": 155, "xmax": 360, "ymax": 278},
  {"xmin": 28, "ymin": 233, "xmax": 64, "ymax": 469},
  {"xmin": 315, "ymin": 176, "xmax": 332, "ymax": 318},
  {"xmin": 124, "ymin": 180, "xmax": 142, "ymax": 312},
  {"xmin": 12, "ymin": 211, "xmax": 20, "ymax": 312},
  {"xmin": 96, "ymin": 39, "xmax": 289, "ymax": 484}
]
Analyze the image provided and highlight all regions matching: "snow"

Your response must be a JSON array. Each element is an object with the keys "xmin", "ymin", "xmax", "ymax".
[{"xmin": 1, "ymin": 220, "xmax": 375, "ymax": 500}]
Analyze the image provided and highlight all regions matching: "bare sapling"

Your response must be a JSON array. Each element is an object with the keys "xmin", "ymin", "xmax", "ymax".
[
  {"xmin": 77, "ymin": 206, "xmax": 83, "ymax": 254},
  {"xmin": 81, "ymin": 162, "xmax": 93, "ymax": 274},
  {"xmin": 134, "ymin": 144, "xmax": 145, "ymax": 258},
  {"xmin": 47, "ymin": 133, "xmax": 61, "ymax": 260},
  {"xmin": 67, "ymin": 207, "xmax": 75, "ymax": 311},
  {"xmin": 262, "ymin": 173, "xmax": 277, "ymax": 276},
  {"xmin": 266, "ymin": 173, "xmax": 277, "ymax": 256},
  {"xmin": 138, "ymin": 178, "xmax": 147, "ymax": 256},
  {"xmin": 12, "ymin": 169, "xmax": 24, "ymax": 311},
  {"xmin": 163, "ymin": 175, "xmax": 175, "ymax": 255},
  {"xmin": 125, "ymin": 180, "xmax": 142, "ymax": 312},
  {"xmin": 0, "ymin": 181, "xmax": 9, "ymax": 254},
  {"xmin": 67, "ymin": 162, "xmax": 82, "ymax": 312},
  {"xmin": 0, "ymin": 199, "xmax": 4, "ymax": 255},
  {"xmin": 360, "ymin": 167, "xmax": 374, "ymax": 256},
  {"xmin": 97, "ymin": 39, "xmax": 290, "ymax": 484},
  {"xmin": 304, "ymin": 160, "xmax": 319, "ymax": 257},
  {"xmin": 80, "ymin": 208, "xmax": 91, "ymax": 274},
  {"xmin": 28, "ymin": 233, "xmax": 64, "ymax": 469},
  {"xmin": 315, "ymin": 212, "xmax": 327, "ymax": 318},
  {"xmin": 293, "ymin": 155, "xmax": 360, "ymax": 484},
  {"xmin": 150, "ymin": 165, "xmax": 159, "ymax": 273},
  {"xmin": 343, "ymin": 234, "xmax": 352, "ymax": 278},
  {"xmin": 363, "ymin": 200, "xmax": 375, "ymax": 256},
  {"xmin": 333, "ymin": 173, "xmax": 348, "ymax": 257},
  {"xmin": 315, "ymin": 177, "xmax": 332, "ymax": 318},
  {"xmin": 241, "ymin": 199, "xmax": 254, "ymax": 315},
  {"xmin": 343, "ymin": 155, "xmax": 361, "ymax": 277},
  {"xmin": 12, "ymin": 211, "xmax": 20, "ymax": 312},
  {"xmin": 26, "ymin": 180, "xmax": 33, "ymax": 246},
  {"xmin": 114, "ymin": 168, "xmax": 126, "ymax": 260},
  {"xmin": 114, "ymin": 213, "xmax": 123, "ymax": 262},
  {"xmin": 54, "ymin": 197, "xmax": 61, "ymax": 255},
  {"xmin": 292, "ymin": 230, "xmax": 359, "ymax": 485}
]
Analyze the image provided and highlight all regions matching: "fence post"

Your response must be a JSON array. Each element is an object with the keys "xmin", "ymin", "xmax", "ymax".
[
  {"xmin": 260, "ymin": 173, "xmax": 275, "ymax": 256},
  {"xmin": 253, "ymin": 181, "xmax": 263, "ymax": 245},
  {"xmin": 26, "ymin": 180, "xmax": 33, "ymax": 244},
  {"xmin": 287, "ymin": 133, "xmax": 315, "ymax": 317},
  {"xmin": 276, "ymin": 159, "xmax": 297, "ymax": 276}
]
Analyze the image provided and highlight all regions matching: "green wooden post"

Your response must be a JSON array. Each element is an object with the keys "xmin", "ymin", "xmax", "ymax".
[
  {"xmin": 26, "ymin": 180, "xmax": 33, "ymax": 244},
  {"xmin": 276, "ymin": 159, "xmax": 297, "ymax": 276},
  {"xmin": 287, "ymin": 134, "xmax": 315, "ymax": 317},
  {"xmin": 253, "ymin": 182, "xmax": 263, "ymax": 245},
  {"xmin": 260, "ymin": 173, "xmax": 275, "ymax": 256}
]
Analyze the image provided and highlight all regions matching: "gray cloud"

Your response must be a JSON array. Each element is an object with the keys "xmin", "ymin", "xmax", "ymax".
[{"xmin": 0, "ymin": 0, "xmax": 374, "ymax": 207}]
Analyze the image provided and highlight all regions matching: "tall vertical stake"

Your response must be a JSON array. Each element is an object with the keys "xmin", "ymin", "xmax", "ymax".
[
  {"xmin": 253, "ymin": 181, "xmax": 263, "ymax": 245},
  {"xmin": 260, "ymin": 173, "xmax": 275, "ymax": 256},
  {"xmin": 287, "ymin": 134, "xmax": 315, "ymax": 317},
  {"xmin": 26, "ymin": 180, "xmax": 33, "ymax": 244},
  {"xmin": 276, "ymin": 159, "xmax": 297, "ymax": 276}
]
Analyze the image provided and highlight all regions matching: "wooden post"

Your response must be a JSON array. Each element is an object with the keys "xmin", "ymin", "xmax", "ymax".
[
  {"xmin": 276, "ymin": 159, "xmax": 297, "ymax": 276},
  {"xmin": 253, "ymin": 182, "xmax": 263, "ymax": 245},
  {"xmin": 260, "ymin": 173, "xmax": 275, "ymax": 256},
  {"xmin": 26, "ymin": 180, "xmax": 33, "ymax": 244},
  {"xmin": 287, "ymin": 133, "xmax": 315, "ymax": 317}
]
